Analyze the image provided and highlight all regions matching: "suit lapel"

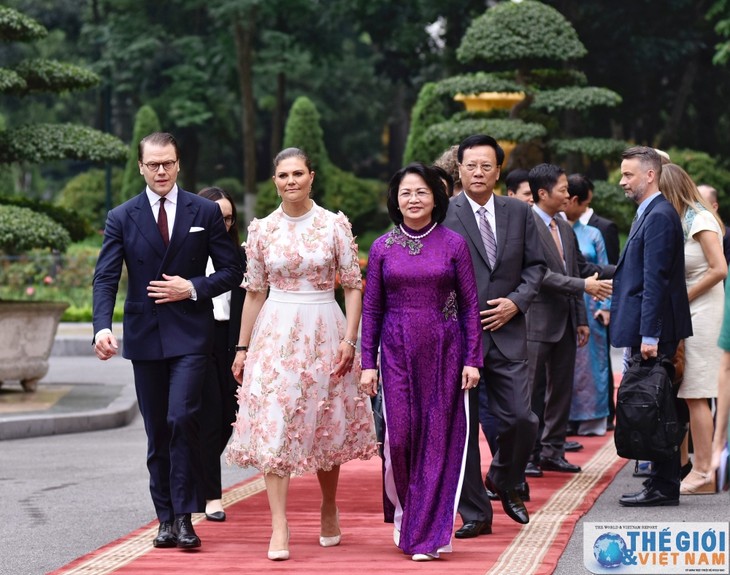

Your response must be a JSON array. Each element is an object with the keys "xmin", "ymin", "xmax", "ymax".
[
  {"xmin": 128, "ymin": 192, "xmax": 167, "ymax": 259},
  {"xmin": 534, "ymin": 212, "xmax": 563, "ymax": 268},
  {"xmin": 454, "ymin": 193, "xmax": 491, "ymax": 268},
  {"xmin": 493, "ymin": 195, "xmax": 510, "ymax": 270},
  {"xmin": 618, "ymin": 195, "xmax": 662, "ymax": 267},
  {"xmin": 163, "ymin": 190, "xmax": 198, "ymax": 266},
  {"xmin": 557, "ymin": 218, "xmax": 574, "ymax": 269}
]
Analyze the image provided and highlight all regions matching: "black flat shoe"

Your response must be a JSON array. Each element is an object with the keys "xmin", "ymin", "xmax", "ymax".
[
  {"xmin": 525, "ymin": 461, "xmax": 543, "ymax": 477},
  {"xmin": 205, "ymin": 511, "xmax": 226, "ymax": 522},
  {"xmin": 454, "ymin": 520, "xmax": 492, "ymax": 539},
  {"xmin": 153, "ymin": 520, "xmax": 178, "ymax": 548},
  {"xmin": 564, "ymin": 440, "xmax": 584, "ymax": 452}
]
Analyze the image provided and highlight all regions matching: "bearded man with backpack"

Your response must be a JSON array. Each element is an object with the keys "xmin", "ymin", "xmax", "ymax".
[{"xmin": 610, "ymin": 147, "xmax": 692, "ymax": 507}]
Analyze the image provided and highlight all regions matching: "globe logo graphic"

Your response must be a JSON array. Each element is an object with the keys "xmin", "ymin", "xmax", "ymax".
[{"xmin": 593, "ymin": 532, "xmax": 627, "ymax": 568}]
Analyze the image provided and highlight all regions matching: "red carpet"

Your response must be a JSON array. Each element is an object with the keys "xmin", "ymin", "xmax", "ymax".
[{"xmin": 52, "ymin": 433, "xmax": 625, "ymax": 575}]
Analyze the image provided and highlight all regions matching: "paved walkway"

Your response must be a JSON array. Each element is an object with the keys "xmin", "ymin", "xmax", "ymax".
[{"xmin": 1, "ymin": 324, "xmax": 728, "ymax": 575}]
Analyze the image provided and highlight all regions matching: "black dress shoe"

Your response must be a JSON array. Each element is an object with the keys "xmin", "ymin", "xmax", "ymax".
[
  {"xmin": 515, "ymin": 481, "xmax": 530, "ymax": 502},
  {"xmin": 174, "ymin": 514, "xmax": 201, "ymax": 549},
  {"xmin": 524, "ymin": 461, "xmax": 543, "ymax": 477},
  {"xmin": 205, "ymin": 511, "xmax": 226, "ymax": 522},
  {"xmin": 485, "ymin": 476, "xmax": 529, "ymax": 524},
  {"xmin": 454, "ymin": 520, "xmax": 492, "ymax": 539},
  {"xmin": 486, "ymin": 486, "xmax": 500, "ymax": 501},
  {"xmin": 619, "ymin": 487, "xmax": 679, "ymax": 507},
  {"xmin": 153, "ymin": 520, "xmax": 178, "ymax": 548},
  {"xmin": 564, "ymin": 440, "xmax": 584, "ymax": 452},
  {"xmin": 540, "ymin": 456, "xmax": 581, "ymax": 473}
]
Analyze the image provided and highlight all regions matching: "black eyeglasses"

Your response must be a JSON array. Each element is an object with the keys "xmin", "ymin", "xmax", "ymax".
[
  {"xmin": 142, "ymin": 160, "xmax": 178, "ymax": 172},
  {"xmin": 223, "ymin": 216, "xmax": 236, "ymax": 226}
]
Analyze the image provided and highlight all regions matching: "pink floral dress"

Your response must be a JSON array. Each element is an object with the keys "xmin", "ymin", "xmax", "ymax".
[{"xmin": 226, "ymin": 203, "xmax": 377, "ymax": 477}]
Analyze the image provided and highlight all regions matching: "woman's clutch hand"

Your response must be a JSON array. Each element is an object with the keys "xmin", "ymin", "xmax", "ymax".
[
  {"xmin": 461, "ymin": 366, "xmax": 481, "ymax": 390},
  {"xmin": 231, "ymin": 351, "xmax": 246, "ymax": 384},
  {"xmin": 360, "ymin": 368, "xmax": 379, "ymax": 397}
]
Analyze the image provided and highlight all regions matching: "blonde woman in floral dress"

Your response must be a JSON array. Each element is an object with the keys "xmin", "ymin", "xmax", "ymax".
[{"xmin": 227, "ymin": 148, "xmax": 377, "ymax": 561}]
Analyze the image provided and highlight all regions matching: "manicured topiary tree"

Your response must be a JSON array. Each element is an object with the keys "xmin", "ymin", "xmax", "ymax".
[
  {"xmin": 282, "ymin": 96, "xmax": 330, "ymax": 203},
  {"xmin": 407, "ymin": 0, "xmax": 625, "ymax": 169},
  {"xmin": 257, "ymin": 96, "xmax": 382, "ymax": 235},
  {"xmin": 0, "ymin": 6, "xmax": 127, "ymax": 252},
  {"xmin": 57, "ymin": 168, "xmax": 124, "ymax": 231},
  {"xmin": 121, "ymin": 105, "xmax": 161, "ymax": 202},
  {"xmin": 0, "ymin": 204, "xmax": 70, "ymax": 255},
  {"xmin": 402, "ymin": 82, "xmax": 447, "ymax": 164}
]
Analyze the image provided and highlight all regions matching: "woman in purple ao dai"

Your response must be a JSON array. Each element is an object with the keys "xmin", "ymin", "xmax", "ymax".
[{"xmin": 360, "ymin": 163, "xmax": 483, "ymax": 562}]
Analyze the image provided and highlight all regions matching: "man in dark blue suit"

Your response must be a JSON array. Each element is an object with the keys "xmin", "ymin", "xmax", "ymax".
[
  {"xmin": 610, "ymin": 146, "xmax": 692, "ymax": 507},
  {"xmin": 92, "ymin": 132, "xmax": 242, "ymax": 548}
]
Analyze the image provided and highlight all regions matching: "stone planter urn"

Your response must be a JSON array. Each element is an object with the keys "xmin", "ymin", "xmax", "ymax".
[{"xmin": 0, "ymin": 301, "xmax": 69, "ymax": 392}]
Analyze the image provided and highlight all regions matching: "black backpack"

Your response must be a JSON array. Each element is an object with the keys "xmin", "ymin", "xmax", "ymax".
[{"xmin": 614, "ymin": 354, "xmax": 687, "ymax": 462}]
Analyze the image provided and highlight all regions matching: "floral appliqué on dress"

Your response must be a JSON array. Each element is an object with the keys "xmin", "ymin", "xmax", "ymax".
[
  {"xmin": 384, "ymin": 226, "xmax": 423, "ymax": 255},
  {"xmin": 442, "ymin": 290, "xmax": 458, "ymax": 321}
]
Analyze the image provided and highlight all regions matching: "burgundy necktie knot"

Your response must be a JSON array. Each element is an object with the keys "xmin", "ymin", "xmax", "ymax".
[{"xmin": 158, "ymin": 197, "xmax": 169, "ymax": 247}]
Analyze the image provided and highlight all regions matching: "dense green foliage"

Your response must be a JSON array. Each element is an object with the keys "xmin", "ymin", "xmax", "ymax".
[
  {"xmin": 421, "ymin": 118, "xmax": 546, "ymax": 164},
  {"xmin": 0, "ymin": 242, "xmax": 125, "ymax": 320},
  {"xmin": 402, "ymin": 83, "xmax": 447, "ymax": 164},
  {"xmin": 255, "ymin": 96, "xmax": 383, "ymax": 236},
  {"xmin": 434, "ymin": 73, "xmax": 525, "ymax": 97},
  {"xmin": 282, "ymin": 96, "xmax": 329, "ymax": 203},
  {"xmin": 0, "ymin": 124, "xmax": 127, "ymax": 164},
  {"xmin": 57, "ymin": 168, "xmax": 124, "ymax": 230},
  {"xmin": 531, "ymin": 87, "xmax": 622, "ymax": 113},
  {"xmin": 0, "ymin": 194, "xmax": 91, "ymax": 241},
  {"xmin": 0, "ymin": 204, "xmax": 71, "ymax": 254},
  {"xmin": 121, "ymin": 105, "xmax": 161, "ymax": 202},
  {"xmin": 590, "ymin": 180, "xmax": 634, "ymax": 233},
  {"xmin": 405, "ymin": 0, "xmax": 622, "ymax": 173},
  {"xmin": 11, "ymin": 59, "xmax": 99, "ymax": 95},
  {"xmin": 0, "ymin": 5, "xmax": 45, "ymax": 42},
  {"xmin": 456, "ymin": 1, "xmax": 586, "ymax": 64},
  {"xmin": 550, "ymin": 138, "xmax": 630, "ymax": 159}
]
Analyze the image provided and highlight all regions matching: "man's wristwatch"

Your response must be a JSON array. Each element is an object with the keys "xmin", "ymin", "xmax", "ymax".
[
  {"xmin": 188, "ymin": 280, "xmax": 197, "ymax": 300},
  {"xmin": 235, "ymin": 345, "xmax": 248, "ymax": 352}
]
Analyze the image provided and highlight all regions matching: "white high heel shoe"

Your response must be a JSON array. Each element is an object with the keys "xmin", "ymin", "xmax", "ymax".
[
  {"xmin": 319, "ymin": 509, "xmax": 341, "ymax": 547},
  {"xmin": 267, "ymin": 527, "xmax": 290, "ymax": 561}
]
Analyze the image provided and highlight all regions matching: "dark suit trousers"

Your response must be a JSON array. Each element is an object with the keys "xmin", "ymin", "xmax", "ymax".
[
  {"xmin": 458, "ymin": 344, "xmax": 538, "ymax": 523},
  {"xmin": 133, "ymin": 354, "xmax": 207, "ymax": 522},
  {"xmin": 528, "ymin": 322, "xmax": 577, "ymax": 460},
  {"xmin": 629, "ymin": 342, "xmax": 686, "ymax": 497},
  {"xmin": 200, "ymin": 321, "xmax": 239, "ymax": 501}
]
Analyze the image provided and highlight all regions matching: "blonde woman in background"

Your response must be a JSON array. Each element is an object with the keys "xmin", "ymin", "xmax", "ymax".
[{"xmin": 660, "ymin": 163, "xmax": 727, "ymax": 494}]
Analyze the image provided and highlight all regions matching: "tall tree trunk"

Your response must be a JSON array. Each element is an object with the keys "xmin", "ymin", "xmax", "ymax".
[
  {"xmin": 658, "ymin": 57, "xmax": 698, "ymax": 150},
  {"xmin": 270, "ymin": 72, "xmax": 286, "ymax": 160},
  {"xmin": 388, "ymin": 82, "xmax": 408, "ymax": 173},
  {"xmin": 234, "ymin": 12, "xmax": 257, "ymax": 228},
  {"xmin": 179, "ymin": 127, "xmax": 199, "ymax": 193}
]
